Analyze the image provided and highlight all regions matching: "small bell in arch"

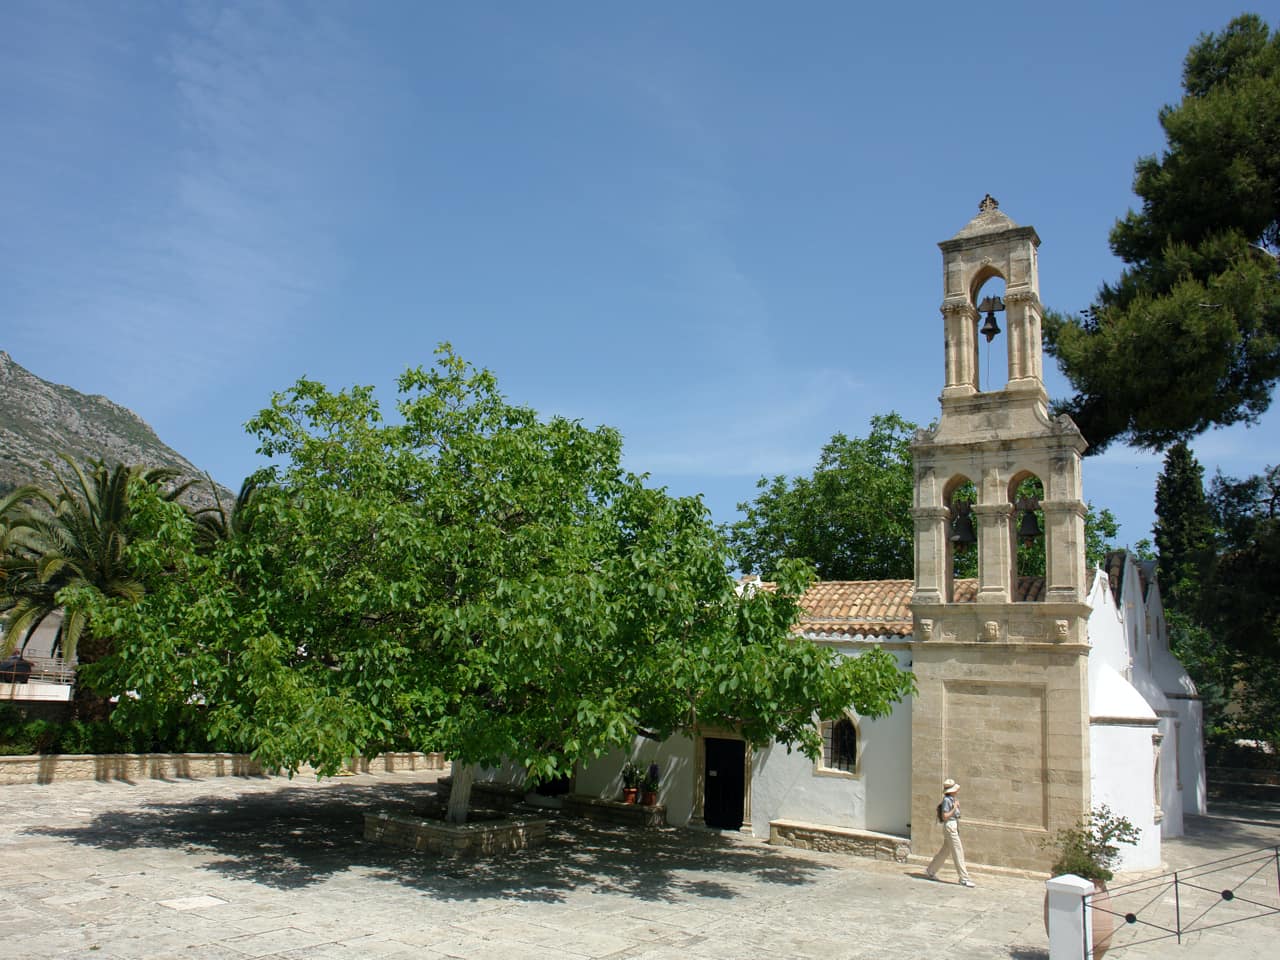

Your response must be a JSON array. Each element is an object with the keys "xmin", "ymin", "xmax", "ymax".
[
  {"xmin": 1015, "ymin": 497, "xmax": 1041, "ymax": 544},
  {"xmin": 977, "ymin": 295, "xmax": 1004, "ymax": 342},
  {"xmin": 950, "ymin": 502, "xmax": 977, "ymax": 548}
]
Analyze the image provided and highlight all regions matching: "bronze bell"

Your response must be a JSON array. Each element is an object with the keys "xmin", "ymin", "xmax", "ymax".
[
  {"xmin": 1016, "ymin": 498, "xmax": 1041, "ymax": 544},
  {"xmin": 977, "ymin": 295, "xmax": 1004, "ymax": 342},
  {"xmin": 950, "ymin": 503, "xmax": 977, "ymax": 548}
]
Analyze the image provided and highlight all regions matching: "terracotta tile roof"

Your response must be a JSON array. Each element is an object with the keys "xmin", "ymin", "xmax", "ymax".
[
  {"xmin": 743, "ymin": 575, "xmax": 1050, "ymax": 638},
  {"xmin": 796, "ymin": 580, "xmax": 915, "ymax": 637}
]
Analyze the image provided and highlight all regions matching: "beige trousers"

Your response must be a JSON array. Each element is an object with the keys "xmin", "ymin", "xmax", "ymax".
[{"xmin": 927, "ymin": 819, "xmax": 971, "ymax": 882}]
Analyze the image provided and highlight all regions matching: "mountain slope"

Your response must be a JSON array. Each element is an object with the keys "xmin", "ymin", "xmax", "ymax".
[{"xmin": 0, "ymin": 351, "xmax": 232, "ymax": 510}]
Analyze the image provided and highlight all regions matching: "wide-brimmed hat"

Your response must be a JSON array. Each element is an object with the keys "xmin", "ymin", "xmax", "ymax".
[{"xmin": 943, "ymin": 779, "xmax": 960, "ymax": 794}]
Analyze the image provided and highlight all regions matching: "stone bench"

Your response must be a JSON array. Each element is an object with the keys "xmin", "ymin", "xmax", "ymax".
[{"xmin": 769, "ymin": 818, "xmax": 910, "ymax": 862}]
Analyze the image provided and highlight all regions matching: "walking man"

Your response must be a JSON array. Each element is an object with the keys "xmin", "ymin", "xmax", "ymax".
[{"xmin": 926, "ymin": 778, "xmax": 975, "ymax": 887}]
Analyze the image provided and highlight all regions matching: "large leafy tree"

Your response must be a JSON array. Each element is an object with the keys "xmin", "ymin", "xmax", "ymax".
[
  {"xmin": 729, "ymin": 414, "xmax": 917, "ymax": 580},
  {"xmin": 1044, "ymin": 15, "xmax": 1280, "ymax": 453},
  {"xmin": 73, "ymin": 349, "xmax": 913, "ymax": 821}
]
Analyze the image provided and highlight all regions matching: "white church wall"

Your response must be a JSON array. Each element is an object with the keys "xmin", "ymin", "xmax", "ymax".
[
  {"xmin": 1089, "ymin": 584, "xmax": 1162, "ymax": 870},
  {"xmin": 575, "ymin": 734, "xmax": 698, "ymax": 826},
  {"xmin": 1144, "ymin": 585, "xmax": 1208, "ymax": 816},
  {"xmin": 749, "ymin": 642, "xmax": 912, "ymax": 838},
  {"xmin": 1090, "ymin": 717, "xmax": 1162, "ymax": 871}
]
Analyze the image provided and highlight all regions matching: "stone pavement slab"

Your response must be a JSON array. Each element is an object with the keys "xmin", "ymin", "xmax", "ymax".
[{"xmin": 1, "ymin": 769, "xmax": 1278, "ymax": 959}]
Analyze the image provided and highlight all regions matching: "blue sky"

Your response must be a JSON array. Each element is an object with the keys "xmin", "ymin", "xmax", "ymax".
[{"xmin": 3, "ymin": 1, "xmax": 1275, "ymax": 553}]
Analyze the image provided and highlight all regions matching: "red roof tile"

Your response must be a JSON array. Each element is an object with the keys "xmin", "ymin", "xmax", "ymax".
[{"xmin": 743, "ymin": 576, "xmax": 1049, "ymax": 638}]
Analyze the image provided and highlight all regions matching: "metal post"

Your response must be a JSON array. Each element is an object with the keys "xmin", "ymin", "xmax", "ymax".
[{"xmin": 1173, "ymin": 870, "xmax": 1181, "ymax": 944}]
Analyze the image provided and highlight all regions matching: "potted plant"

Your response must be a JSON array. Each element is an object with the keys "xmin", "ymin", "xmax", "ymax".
[
  {"xmin": 641, "ymin": 763, "xmax": 660, "ymax": 806},
  {"xmin": 621, "ymin": 762, "xmax": 641, "ymax": 804},
  {"xmin": 1041, "ymin": 805, "xmax": 1140, "ymax": 958}
]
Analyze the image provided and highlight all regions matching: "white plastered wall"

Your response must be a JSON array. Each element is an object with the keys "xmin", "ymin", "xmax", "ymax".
[
  {"xmin": 1143, "ymin": 582, "xmax": 1208, "ymax": 816},
  {"xmin": 1087, "ymin": 571, "xmax": 1162, "ymax": 870},
  {"xmin": 749, "ymin": 641, "xmax": 912, "ymax": 838},
  {"xmin": 575, "ymin": 734, "xmax": 698, "ymax": 826}
]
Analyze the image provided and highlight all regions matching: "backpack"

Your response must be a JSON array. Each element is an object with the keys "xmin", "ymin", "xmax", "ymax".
[{"xmin": 936, "ymin": 801, "xmax": 945, "ymax": 823}]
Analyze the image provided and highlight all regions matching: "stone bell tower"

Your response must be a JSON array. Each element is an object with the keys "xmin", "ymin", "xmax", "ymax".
[{"xmin": 909, "ymin": 196, "xmax": 1092, "ymax": 871}]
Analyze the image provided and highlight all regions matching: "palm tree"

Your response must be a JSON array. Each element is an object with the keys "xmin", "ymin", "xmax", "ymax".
[
  {"xmin": 0, "ymin": 458, "xmax": 185, "ymax": 718},
  {"xmin": 191, "ymin": 475, "xmax": 263, "ymax": 551}
]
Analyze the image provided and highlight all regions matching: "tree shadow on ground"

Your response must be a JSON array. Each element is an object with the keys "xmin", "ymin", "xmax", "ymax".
[{"xmin": 26, "ymin": 777, "xmax": 836, "ymax": 904}]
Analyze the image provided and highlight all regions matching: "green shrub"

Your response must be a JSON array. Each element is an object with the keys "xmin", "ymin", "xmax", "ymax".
[{"xmin": 1042, "ymin": 805, "xmax": 1141, "ymax": 884}]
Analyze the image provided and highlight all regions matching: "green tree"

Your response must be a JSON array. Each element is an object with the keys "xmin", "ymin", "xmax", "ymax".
[
  {"xmin": 729, "ymin": 414, "xmax": 917, "ymax": 580},
  {"xmin": 1196, "ymin": 464, "xmax": 1280, "ymax": 744},
  {"xmin": 1152, "ymin": 442, "xmax": 1214, "ymax": 611},
  {"xmin": 0, "ymin": 459, "xmax": 186, "ymax": 720},
  {"xmin": 729, "ymin": 415, "xmax": 1119, "ymax": 581},
  {"xmin": 1044, "ymin": 15, "xmax": 1280, "ymax": 453},
  {"xmin": 72, "ymin": 349, "xmax": 914, "ymax": 821},
  {"xmin": 1202, "ymin": 465, "xmax": 1280, "ymax": 659}
]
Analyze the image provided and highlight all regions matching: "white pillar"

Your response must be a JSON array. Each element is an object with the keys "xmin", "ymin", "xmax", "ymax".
[{"xmin": 1045, "ymin": 874, "xmax": 1095, "ymax": 960}]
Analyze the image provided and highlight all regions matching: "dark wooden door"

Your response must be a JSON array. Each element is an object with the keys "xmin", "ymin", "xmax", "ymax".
[{"xmin": 703, "ymin": 737, "xmax": 745, "ymax": 829}]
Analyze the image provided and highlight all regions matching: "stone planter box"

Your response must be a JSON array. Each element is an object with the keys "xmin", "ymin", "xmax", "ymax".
[
  {"xmin": 769, "ymin": 818, "xmax": 910, "ymax": 862},
  {"xmin": 364, "ymin": 811, "xmax": 548, "ymax": 856},
  {"xmin": 563, "ymin": 794, "xmax": 667, "ymax": 828}
]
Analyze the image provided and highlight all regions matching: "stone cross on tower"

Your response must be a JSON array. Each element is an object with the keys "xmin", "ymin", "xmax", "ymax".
[{"xmin": 908, "ymin": 197, "xmax": 1093, "ymax": 871}]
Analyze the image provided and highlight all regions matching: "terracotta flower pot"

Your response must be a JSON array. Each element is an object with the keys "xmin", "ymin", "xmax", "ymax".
[
  {"xmin": 641, "ymin": 790, "xmax": 658, "ymax": 806},
  {"xmin": 622, "ymin": 787, "xmax": 639, "ymax": 804}
]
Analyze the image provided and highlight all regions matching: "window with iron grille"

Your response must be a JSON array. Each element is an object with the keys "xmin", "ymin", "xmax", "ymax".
[{"xmin": 821, "ymin": 716, "xmax": 858, "ymax": 773}]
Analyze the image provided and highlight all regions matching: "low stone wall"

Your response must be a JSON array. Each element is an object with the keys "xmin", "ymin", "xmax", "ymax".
[
  {"xmin": 769, "ymin": 818, "xmax": 910, "ymax": 862},
  {"xmin": 564, "ymin": 794, "xmax": 667, "ymax": 828},
  {"xmin": 345, "ymin": 752, "xmax": 448, "ymax": 775},
  {"xmin": 0, "ymin": 750, "xmax": 446, "ymax": 786},
  {"xmin": 0, "ymin": 752, "xmax": 264, "ymax": 786},
  {"xmin": 364, "ymin": 811, "xmax": 548, "ymax": 856},
  {"xmin": 1208, "ymin": 766, "xmax": 1280, "ymax": 802}
]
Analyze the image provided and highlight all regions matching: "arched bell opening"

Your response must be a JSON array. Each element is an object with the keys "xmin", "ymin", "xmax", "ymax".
[
  {"xmin": 944, "ymin": 475, "xmax": 978, "ymax": 601},
  {"xmin": 970, "ymin": 272, "xmax": 1009, "ymax": 393},
  {"xmin": 1008, "ymin": 472, "xmax": 1045, "ymax": 598}
]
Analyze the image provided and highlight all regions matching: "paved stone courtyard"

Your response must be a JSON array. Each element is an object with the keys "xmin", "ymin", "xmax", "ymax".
[{"xmin": 1, "ymin": 768, "xmax": 1277, "ymax": 959}]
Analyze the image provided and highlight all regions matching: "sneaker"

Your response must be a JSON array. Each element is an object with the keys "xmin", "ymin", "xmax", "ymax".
[{"xmin": 960, "ymin": 879, "xmax": 976, "ymax": 888}]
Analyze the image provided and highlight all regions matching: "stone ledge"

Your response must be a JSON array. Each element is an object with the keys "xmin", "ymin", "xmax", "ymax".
[
  {"xmin": 364, "ymin": 811, "xmax": 548, "ymax": 856},
  {"xmin": 0, "ymin": 751, "xmax": 446, "ymax": 786},
  {"xmin": 564, "ymin": 794, "xmax": 667, "ymax": 828},
  {"xmin": 0, "ymin": 752, "xmax": 264, "ymax": 786},
  {"xmin": 769, "ymin": 818, "xmax": 910, "ymax": 862}
]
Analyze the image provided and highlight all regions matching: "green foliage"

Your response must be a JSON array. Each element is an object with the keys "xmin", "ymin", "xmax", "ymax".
[
  {"xmin": 1154, "ymin": 443, "xmax": 1215, "ymax": 612},
  {"xmin": 0, "ymin": 703, "xmax": 232, "ymax": 756},
  {"xmin": 0, "ymin": 458, "xmax": 183, "ymax": 664},
  {"xmin": 1042, "ymin": 805, "xmax": 1141, "ymax": 884},
  {"xmin": 1044, "ymin": 15, "xmax": 1280, "ymax": 453},
  {"xmin": 728, "ymin": 414, "xmax": 918, "ymax": 580},
  {"xmin": 0, "ymin": 704, "xmax": 59, "ymax": 756},
  {"xmin": 729, "ymin": 415, "xmax": 1119, "ymax": 582},
  {"xmin": 70, "ymin": 347, "xmax": 914, "ymax": 815},
  {"xmin": 621, "ymin": 761, "xmax": 642, "ymax": 788},
  {"xmin": 1202, "ymin": 464, "xmax": 1280, "ymax": 662}
]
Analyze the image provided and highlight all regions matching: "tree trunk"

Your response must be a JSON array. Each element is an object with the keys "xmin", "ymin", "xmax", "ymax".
[{"xmin": 446, "ymin": 763, "xmax": 474, "ymax": 824}]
